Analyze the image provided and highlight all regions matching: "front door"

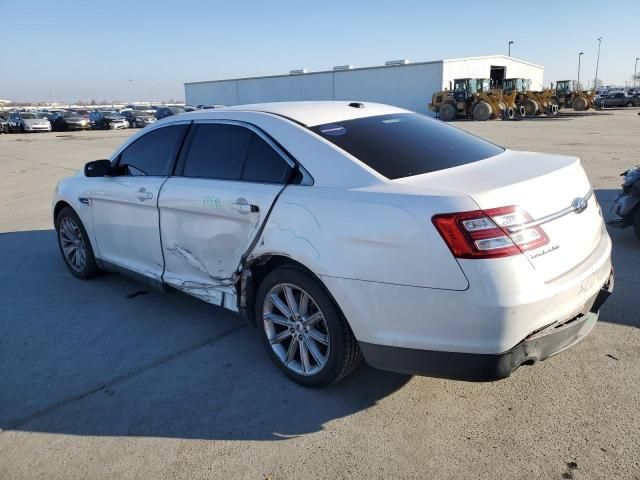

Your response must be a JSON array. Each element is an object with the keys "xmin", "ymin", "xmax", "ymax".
[
  {"xmin": 90, "ymin": 123, "xmax": 189, "ymax": 280},
  {"xmin": 158, "ymin": 121, "xmax": 294, "ymax": 309}
]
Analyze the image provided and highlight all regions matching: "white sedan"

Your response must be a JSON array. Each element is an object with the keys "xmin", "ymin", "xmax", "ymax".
[{"xmin": 53, "ymin": 101, "xmax": 613, "ymax": 386}]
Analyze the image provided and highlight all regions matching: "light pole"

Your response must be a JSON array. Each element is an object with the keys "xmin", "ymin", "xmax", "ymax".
[
  {"xmin": 594, "ymin": 37, "xmax": 602, "ymax": 90},
  {"xmin": 635, "ymin": 57, "xmax": 639, "ymax": 87},
  {"xmin": 577, "ymin": 52, "xmax": 584, "ymax": 90},
  {"xmin": 508, "ymin": 40, "xmax": 514, "ymax": 57}
]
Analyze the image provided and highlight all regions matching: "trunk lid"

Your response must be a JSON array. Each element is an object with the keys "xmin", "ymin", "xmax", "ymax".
[{"xmin": 397, "ymin": 149, "xmax": 603, "ymax": 282}]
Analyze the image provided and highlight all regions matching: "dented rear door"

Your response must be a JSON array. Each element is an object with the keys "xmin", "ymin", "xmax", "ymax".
[{"xmin": 158, "ymin": 121, "xmax": 294, "ymax": 310}]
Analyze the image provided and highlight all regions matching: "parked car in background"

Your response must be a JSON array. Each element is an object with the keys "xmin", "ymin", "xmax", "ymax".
[
  {"xmin": 52, "ymin": 101, "xmax": 613, "ymax": 387},
  {"xmin": 154, "ymin": 106, "xmax": 184, "ymax": 119},
  {"xmin": 597, "ymin": 92, "xmax": 639, "ymax": 108},
  {"xmin": 0, "ymin": 113, "xmax": 9, "ymax": 133},
  {"xmin": 50, "ymin": 111, "xmax": 91, "ymax": 131},
  {"xmin": 89, "ymin": 110, "xmax": 128, "ymax": 130},
  {"xmin": 121, "ymin": 110, "xmax": 156, "ymax": 128},
  {"xmin": 197, "ymin": 104, "xmax": 225, "ymax": 109},
  {"xmin": 7, "ymin": 111, "xmax": 52, "ymax": 132}
]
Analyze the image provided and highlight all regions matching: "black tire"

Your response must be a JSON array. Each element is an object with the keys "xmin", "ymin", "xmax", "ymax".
[
  {"xmin": 522, "ymin": 99, "xmax": 539, "ymax": 116},
  {"xmin": 255, "ymin": 266, "xmax": 362, "ymax": 387},
  {"xmin": 472, "ymin": 101, "xmax": 492, "ymax": 121},
  {"xmin": 439, "ymin": 103, "xmax": 457, "ymax": 122},
  {"xmin": 55, "ymin": 206, "xmax": 99, "ymax": 279},
  {"xmin": 634, "ymin": 207, "xmax": 640, "ymax": 243},
  {"xmin": 572, "ymin": 96, "xmax": 588, "ymax": 111},
  {"xmin": 20, "ymin": 123, "xmax": 25, "ymax": 133}
]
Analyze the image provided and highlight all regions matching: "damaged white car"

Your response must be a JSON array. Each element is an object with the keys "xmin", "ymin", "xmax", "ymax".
[{"xmin": 53, "ymin": 101, "xmax": 613, "ymax": 386}]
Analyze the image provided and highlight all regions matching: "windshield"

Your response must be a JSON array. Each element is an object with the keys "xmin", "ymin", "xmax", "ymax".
[
  {"xmin": 102, "ymin": 111, "xmax": 121, "ymax": 117},
  {"xmin": 21, "ymin": 113, "xmax": 38, "ymax": 119},
  {"xmin": 311, "ymin": 113, "xmax": 504, "ymax": 180}
]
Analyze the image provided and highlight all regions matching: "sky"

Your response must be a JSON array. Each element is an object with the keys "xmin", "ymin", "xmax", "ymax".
[{"xmin": 1, "ymin": 0, "xmax": 639, "ymax": 103}]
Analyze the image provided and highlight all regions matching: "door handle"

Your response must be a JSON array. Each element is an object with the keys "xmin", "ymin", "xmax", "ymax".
[
  {"xmin": 231, "ymin": 198, "xmax": 259, "ymax": 214},
  {"xmin": 135, "ymin": 187, "xmax": 153, "ymax": 201}
]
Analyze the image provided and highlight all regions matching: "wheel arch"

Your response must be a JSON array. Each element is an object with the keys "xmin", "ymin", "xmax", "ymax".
[
  {"xmin": 53, "ymin": 200, "xmax": 73, "ymax": 226},
  {"xmin": 241, "ymin": 254, "xmax": 347, "ymax": 329}
]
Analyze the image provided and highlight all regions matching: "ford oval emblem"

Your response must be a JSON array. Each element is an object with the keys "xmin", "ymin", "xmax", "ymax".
[{"xmin": 572, "ymin": 197, "xmax": 589, "ymax": 213}]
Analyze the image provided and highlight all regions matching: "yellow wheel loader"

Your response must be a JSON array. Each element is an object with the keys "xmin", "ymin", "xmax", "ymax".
[
  {"xmin": 552, "ymin": 80, "xmax": 596, "ymax": 111},
  {"xmin": 428, "ymin": 78, "xmax": 506, "ymax": 121},
  {"xmin": 503, "ymin": 78, "xmax": 558, "ymax": 116}
]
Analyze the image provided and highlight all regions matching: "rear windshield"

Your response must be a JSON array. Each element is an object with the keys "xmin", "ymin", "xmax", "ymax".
[{"xmin": 310, "ymin": 113, "xmax": 504, "ymax": 179}]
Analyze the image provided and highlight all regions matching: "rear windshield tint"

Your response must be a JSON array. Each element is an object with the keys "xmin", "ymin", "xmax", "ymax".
[{"xmin": 310, "ymin": 113, "xmax": 503, "ymax": 179}]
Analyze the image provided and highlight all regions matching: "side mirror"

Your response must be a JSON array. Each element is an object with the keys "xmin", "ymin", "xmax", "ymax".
[{"xmin": 84, "ymin": 159, "xmax": 112, "ymax": 177}]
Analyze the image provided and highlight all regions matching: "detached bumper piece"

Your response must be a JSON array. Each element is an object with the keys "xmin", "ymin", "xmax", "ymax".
[{"xmin": 361, "ymin": 273, "xmax": 614, "ymax": 381}]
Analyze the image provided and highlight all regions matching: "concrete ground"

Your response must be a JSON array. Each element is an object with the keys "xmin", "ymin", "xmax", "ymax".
[{"xmin": 1, "ymin": 110, "xmax": 639, "ymax": 480}]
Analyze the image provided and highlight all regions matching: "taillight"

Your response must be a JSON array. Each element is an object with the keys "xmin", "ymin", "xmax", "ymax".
[{"xmin": 432, "ymin": 206, "xmax": 548, "ymax": 259}]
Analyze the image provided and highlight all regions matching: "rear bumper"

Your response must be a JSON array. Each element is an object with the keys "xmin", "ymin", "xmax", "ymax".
[{"xmin": 360, "ymin": 275, "xmax": 613, "ymax": 380}]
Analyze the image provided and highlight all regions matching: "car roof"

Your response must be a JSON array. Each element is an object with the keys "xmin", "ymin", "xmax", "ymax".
[{"xmin": 183, "ymin": 101, "xmax": 408, "ymax": 127}]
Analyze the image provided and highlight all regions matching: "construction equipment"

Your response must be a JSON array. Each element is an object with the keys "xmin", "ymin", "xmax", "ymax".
[
  {"xmin": 503, "ymin": 78, "xmax": 558, "ymax": 116},
  {"xmin": 429, "ymin": 78, "xmax": 507, "ymax": 121},
  {"xmin": 551, "ymin": 80, "xmax": 596, "ymax": 111},
  {"xmin": 503, "ymin": 78, "xmax": 538, "ymax": 116},
  {"xmin": 491, "ymin": 80, "xmax": 525, "ymax": 119}
]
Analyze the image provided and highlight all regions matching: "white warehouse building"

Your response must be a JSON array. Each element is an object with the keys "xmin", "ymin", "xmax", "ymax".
[{"xmin": 184, "ymin": 55, "xmax": 544, "ymax": 114}]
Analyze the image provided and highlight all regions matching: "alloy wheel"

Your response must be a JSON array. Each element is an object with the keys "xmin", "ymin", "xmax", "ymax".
[
  {"xmin": 59, "ymin": 216, "xmax": 87, "ymax": 272},
  {"xmin": 263, "ymin": 283, "xmax": 330, "ymax": 376}
]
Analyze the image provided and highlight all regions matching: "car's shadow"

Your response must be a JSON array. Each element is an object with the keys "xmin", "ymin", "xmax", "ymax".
[{"xmin": 0, "ymin": 229, "xmax": 410, "ymax": 441}]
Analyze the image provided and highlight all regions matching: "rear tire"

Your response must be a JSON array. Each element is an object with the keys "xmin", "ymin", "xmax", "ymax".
[
  {"xmin": 572, "ymin": 96, "xmax": 588, "ymax": 111},
  {"xmin": 472, "ymin": 101, "xmax": 492, "ymax": 121},
  {"xmin": 439, "ymin": 103, "xmax": 457, "ymax": 121},
  {"xmin": 255, "ymin": 266, "xmax": 362, "ymax": 387},
  {"xmin": 522, "ymin": 99, "xmax": 539, "ymax": 116},
  {"xmin": 55, "ymin": 206, "xmax": 99, "ymax": 279}
]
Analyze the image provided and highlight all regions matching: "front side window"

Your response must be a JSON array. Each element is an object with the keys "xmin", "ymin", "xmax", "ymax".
[
  {"xmin": 311, "ymin": 113, "xmax": 504, "ymax": 180},
  {"xmin": 117, "ymin": 125, "xmax": 187, "ymax": 176},
  {"xmin": 182, "ymin": 124, "xmax": 252, "ymax": 180}
]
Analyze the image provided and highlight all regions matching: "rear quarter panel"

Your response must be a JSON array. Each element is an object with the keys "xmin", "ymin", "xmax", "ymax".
[{"xmin": 249, "ymin": 185, "xmax": 474, "ymax": 291}]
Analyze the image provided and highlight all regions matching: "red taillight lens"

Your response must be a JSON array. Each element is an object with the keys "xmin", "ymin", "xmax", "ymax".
[{"xmin": 432, "ymin": 206, "xmax": 548, "ymax": 259}]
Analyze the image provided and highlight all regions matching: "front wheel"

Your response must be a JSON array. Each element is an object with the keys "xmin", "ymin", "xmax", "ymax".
[
  {"xmin": 56, "ymin": 206, "xmax": 99, "ymax": 279},
  {"xmin": 256, "ymin": 267, "xmax": 362, "ymax": 387}
]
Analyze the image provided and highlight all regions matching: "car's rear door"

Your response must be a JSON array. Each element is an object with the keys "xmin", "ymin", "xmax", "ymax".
[
  {"xmin": 90, "ymin": 123, "xmax": 189, "ymax": 280},
  {"xmin": 158, "ymin": 120, "xmax": 294, "ymax": 309}
]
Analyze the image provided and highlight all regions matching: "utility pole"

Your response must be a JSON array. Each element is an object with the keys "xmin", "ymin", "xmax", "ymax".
[
  {"xmin": 577, "ymin": 52, "xmax": 584, "ymax": 90},
  {"xmin": 508, "ymin": 40, "xmax": 514, "ymax": 57},
  {"xmin": 635, "ymin": 57, "xmax": 639, "ymax": 87},
  {"xmin": 594, "ymin": 37, "xmax": 602, "ymax": 90}
]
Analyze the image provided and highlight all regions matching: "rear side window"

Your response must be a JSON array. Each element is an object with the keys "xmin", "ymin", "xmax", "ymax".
[
  {"xmin": 182, "ymin": 124, "xmax": 252, "ymax": 180},
  {"xmin": 242, "ymin": 134, "xmax": 293, "ymax": 183},
  {"xmin": 118, "ymin": 125, "xmax": 187, "ymax": 176},
  {"xmin": 310, "ymin": 113, "xmax": 504, "ymax": 179}
]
